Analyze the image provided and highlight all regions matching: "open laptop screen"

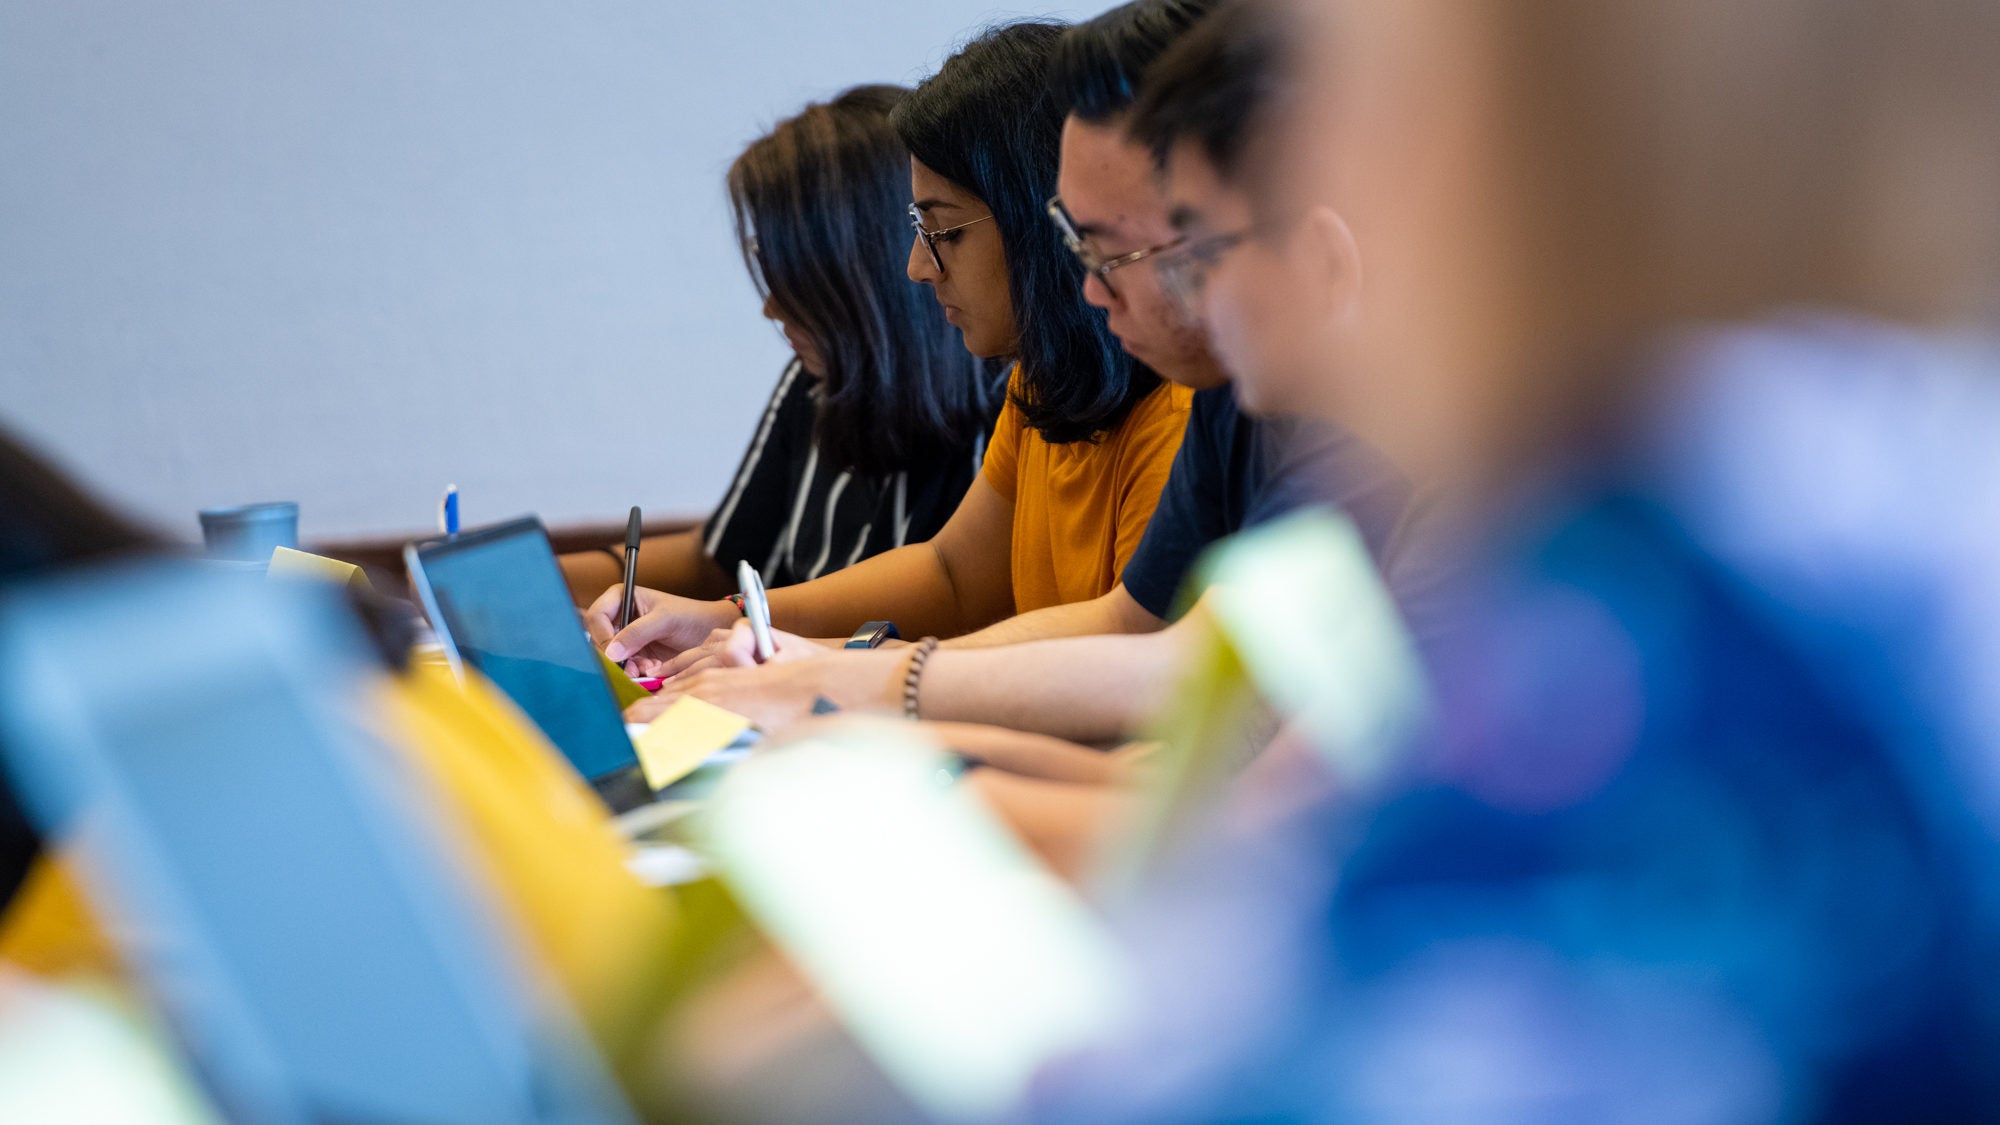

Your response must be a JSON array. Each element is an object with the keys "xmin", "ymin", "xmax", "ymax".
[{"xmin": 410, "ymin": 519, "xmax": 636, "ymax": 786}]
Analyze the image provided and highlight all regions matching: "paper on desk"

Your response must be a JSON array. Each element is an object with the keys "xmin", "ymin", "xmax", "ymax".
[
  {"xmin": 597, "ymin": 652, "xmax": 651, "ymax": 710},
  {"xmin": 267, "ymin": 547, "xmax": 372, "ymax": 592},
  {"xmin": 633, "ymin": 697, "xmax": 753, "ymax": 790}
]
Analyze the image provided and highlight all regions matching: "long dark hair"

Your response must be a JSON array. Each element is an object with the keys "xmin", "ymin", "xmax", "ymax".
[
  {"xmin": 729, "ymin": 85, "xmax": 999, "ymax": 478},
  {"xmin": 892, "ymin": 22, "xmax": 1159, "ymax": 446}
]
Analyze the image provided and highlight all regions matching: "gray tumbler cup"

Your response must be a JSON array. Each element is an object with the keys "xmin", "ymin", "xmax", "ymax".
[{"xmin": 198, "ymin": 502, "xmax": 300, "ymax": 562}]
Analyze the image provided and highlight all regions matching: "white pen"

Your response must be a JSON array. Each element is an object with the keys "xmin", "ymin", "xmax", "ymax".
[{"xmin": 736, "ymin": 559, "xmax": 777, "ymax": 663}]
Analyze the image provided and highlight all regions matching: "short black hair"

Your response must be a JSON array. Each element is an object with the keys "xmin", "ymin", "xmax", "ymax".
[
  {"xmin": 1051, "ymin": 0, "xmax": 1222, "ymax": 124},
  {"xmin": 729, "ymin": 85, "xmax": 1001, "ymax": 477},
  {"xmin": 894, "ymin": 21, "xmax": 1157, "ymax": 445},
  {"xmin": 1127, "ymin": 0, "xmax": 1284, "ymax": 183}
]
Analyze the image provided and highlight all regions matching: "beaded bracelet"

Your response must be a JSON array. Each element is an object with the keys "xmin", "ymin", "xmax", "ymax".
[
  {"xmin": 725, "ymin": 594, "xmax": 747, "ymax": 615},
  {"xmin": 902, "ymin": 637, "xmax": 941, "ymax": 720}
]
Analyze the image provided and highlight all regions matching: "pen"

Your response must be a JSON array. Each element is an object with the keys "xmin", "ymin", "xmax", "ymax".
[
  {"xmin": 439, "ymin": 485, "xmax": 459, "ymax": 536},
  {"xmin": 617, "ymin": 506, "xmax": 642, "ymax": 631},
  {"xmin": 737, "ymin": 559, "xmax": 777, "ymax": 663}
]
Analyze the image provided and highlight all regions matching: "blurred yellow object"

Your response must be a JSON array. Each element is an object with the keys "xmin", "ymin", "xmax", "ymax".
[
  {"xmin": 1116, "ymin": 612, "xmax": 1264, "ymax": 879},
  {"xmin": 598, "ymin": 650, "xmax": 652, "ymax": 710},
  {"xmin": 0, "ymin": 857, "xmax": 117, "ymax": 980},
  {"xmin": 374, "ymin": 660, "xmax": 681, "ymax": 1059},
  {"xmin": 1111, "ymin": 511, "xmax": 1429, "ymax": 888},
  {"xmin": 0, "ymin": 657, "xmax": 680, "ymax": 1069}
]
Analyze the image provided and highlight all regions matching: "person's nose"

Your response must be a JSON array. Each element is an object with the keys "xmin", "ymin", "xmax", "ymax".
[{"xmin": 908, "ymin": 236, "xmax": 941, "ymax": 285}]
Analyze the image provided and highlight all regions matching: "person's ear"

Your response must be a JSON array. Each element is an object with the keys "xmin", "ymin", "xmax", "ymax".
[{"xmin": 1300, "ymin": 205, "xmax": 1363, "ymax": 321}]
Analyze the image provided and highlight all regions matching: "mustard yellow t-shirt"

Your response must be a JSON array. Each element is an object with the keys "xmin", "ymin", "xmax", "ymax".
[{"xmin": 982, "ymin": 368, "xmax": 1193, "ymax": 613}]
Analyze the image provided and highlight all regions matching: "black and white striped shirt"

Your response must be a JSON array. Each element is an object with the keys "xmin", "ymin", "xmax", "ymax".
[{"xmin": 701, "ymin": 361, "xmax": 986, "ymax": 587}]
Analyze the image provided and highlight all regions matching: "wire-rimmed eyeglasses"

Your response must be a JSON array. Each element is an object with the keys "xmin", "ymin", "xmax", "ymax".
[
  {"xmin": 909, "ymin": 203, "xmax": 994, "ymax": 274},
  {"xmin": 1046, "ymin": 195, "xmax": 1185, "ymax": 301},
  {"xmin": 1155, "ymin": 228, "xmax": 1256, "ymax": 319}
]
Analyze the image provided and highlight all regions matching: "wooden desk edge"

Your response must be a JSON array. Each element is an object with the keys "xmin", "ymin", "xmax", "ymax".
[{"xmin": 310, "ymin": 515, "xmax": 702, "ymax": 588}]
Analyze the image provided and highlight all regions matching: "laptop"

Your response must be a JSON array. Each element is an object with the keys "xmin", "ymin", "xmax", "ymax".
[
  {"xmin": 404, "ymin": 517, "xmax": 669, "ymax": 813},
  {"xmin": 0, "ymin": 562, "xmax": 633, "ymax": 1123}
]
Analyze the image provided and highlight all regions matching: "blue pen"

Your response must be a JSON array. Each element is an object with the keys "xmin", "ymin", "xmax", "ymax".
[{"xmin": 439, "ymin": 485, "xmax": 459, "ymax": 535}]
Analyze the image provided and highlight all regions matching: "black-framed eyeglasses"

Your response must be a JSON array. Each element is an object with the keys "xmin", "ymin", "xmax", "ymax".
[
  {"xmin": 909, "ymin": 203, "xmax": 994, "ymax": 274},
  {"xmin": 1046, "ymin": 195, "xmax": 1184, "ymax": 301},
  {"xmin": 1156, "ymin": 228, "xmax": 1255, "ymax": 318}
]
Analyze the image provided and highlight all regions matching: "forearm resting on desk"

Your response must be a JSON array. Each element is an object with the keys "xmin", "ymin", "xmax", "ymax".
[
  {"xmin": 942, "ymin": 582, "xmax": 1164, "ymax": 650},
  {"xmin": 761, "ymin": 541, "xmax": 995, "ymax": 640},
  {"xmin": 924, "ymin": 721, "xmax": 1142, "ymax": 784},
  {"xmin": 920, "ymin": 627, "xmax": 1187, "ymax": 743}
]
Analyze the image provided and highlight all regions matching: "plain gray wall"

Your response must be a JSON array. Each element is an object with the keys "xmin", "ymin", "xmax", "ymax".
[{"xmin": 0, "ymin": 0, "xmax": 1086, "ymax": 543}]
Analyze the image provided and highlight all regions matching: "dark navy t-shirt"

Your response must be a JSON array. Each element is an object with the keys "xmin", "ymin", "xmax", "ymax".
[{"xmin": 1119, "ymin": 386, "xmax": 1408, "ymax": 619}]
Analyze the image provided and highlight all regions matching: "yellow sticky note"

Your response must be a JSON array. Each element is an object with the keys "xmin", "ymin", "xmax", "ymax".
[
  {"xmin": 597, "ymin": 652, "xmax": 651, "ymax": 710},
  {"xmin": 633, "ymin": 697, "xmax": 752, "ymax": 791},
  {"xmin": 267, "ymin": 546, "xmax": 373, "ymax": 592}
]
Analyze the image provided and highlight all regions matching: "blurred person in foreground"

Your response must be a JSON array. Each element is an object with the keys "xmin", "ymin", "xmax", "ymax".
[{"xmin": 1028, "ymin": 0, "xmax": 2000, "ymax": 1120}]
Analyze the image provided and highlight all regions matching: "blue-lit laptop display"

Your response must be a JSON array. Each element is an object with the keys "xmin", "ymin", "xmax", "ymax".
[{"xmin": 408, "ymin": 519, "xmax": 640, "ymax": 793}]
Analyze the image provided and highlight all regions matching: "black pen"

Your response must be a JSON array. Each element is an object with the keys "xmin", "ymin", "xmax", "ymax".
[{"xmin": 617, "ymin": 506, "xmax": 642, "ymax": 631}]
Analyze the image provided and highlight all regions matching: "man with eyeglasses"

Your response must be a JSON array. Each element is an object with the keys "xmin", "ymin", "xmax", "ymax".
[
  {"xmin": 1132, "ymin": 3, "xmax": 1364, "ymax": 433},
  {"xmin": 1122, "ymin": 0, "xmax": 1454, "ymax": 642}
]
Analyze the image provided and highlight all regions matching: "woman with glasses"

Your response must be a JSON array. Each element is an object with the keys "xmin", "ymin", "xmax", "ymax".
[
  {"xmin": 560, "ymin": 86, "xmax": 1002, "ymax": 605},
  {"xmin": 590, "ymin": 22, "xmax": 1194, "ymax": 675}
]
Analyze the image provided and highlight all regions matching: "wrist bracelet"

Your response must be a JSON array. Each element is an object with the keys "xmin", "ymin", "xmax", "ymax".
[
  {"xmin": 902, "ymin": 637, "xmax": 941, "ymax": 721},
  {"xmin": 726, "ymin": 594, "xmax": 747, "ymax": 616},
  {"xmin": 595, "ymin": 545, "xmax": 624, "ymax": 567}
]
